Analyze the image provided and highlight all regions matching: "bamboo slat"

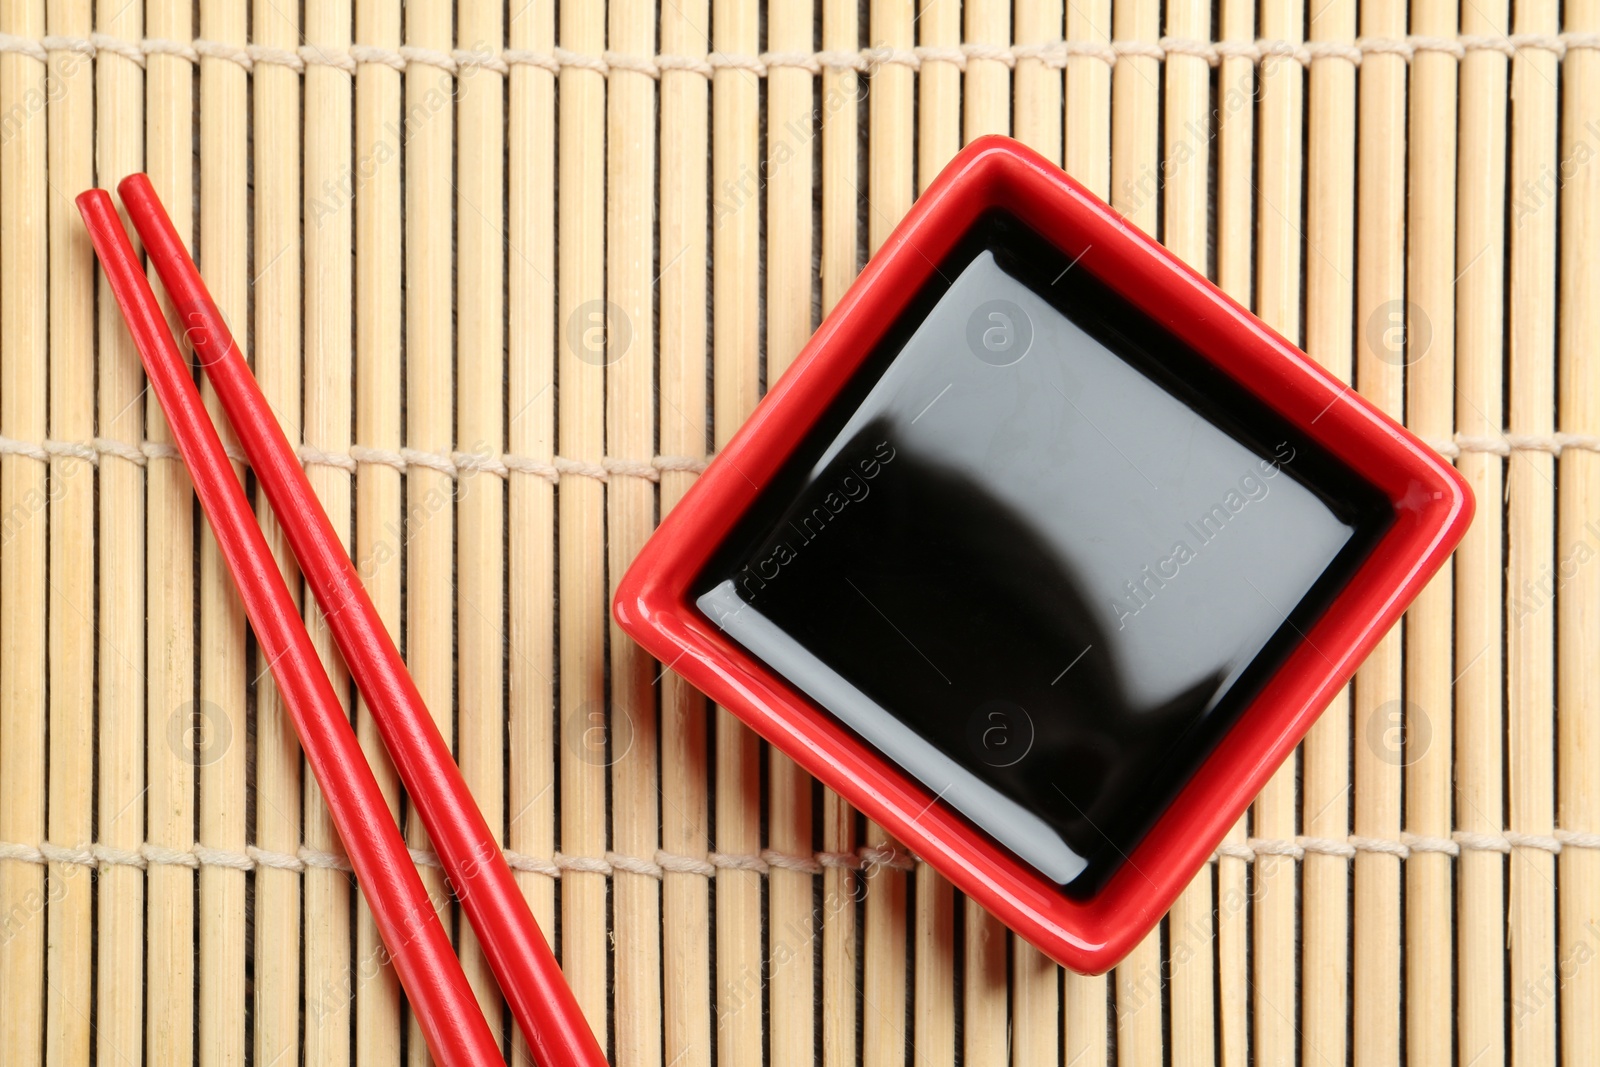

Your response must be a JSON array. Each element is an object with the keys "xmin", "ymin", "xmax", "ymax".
[
  {"xmin": 1111, "ymin": 0, "xmax": 1166, "ymax": 1057},
  {"xmin": 302, "ymin": 0, "xmax": 356, "ymax": 1056},
  {"xmin": 459, "ymin": 0, "xmax": 508, "ymax": 1038},
  {"xmin": 863, "ymin": 5, "xmax": 914, "ymax": 1066},
  {"xmin": 143, "ymin": 0, "xmax": 198, "ymax": 1054},
  {"xmin": 1404, "ymin": 0, "xmax": 1459, "ymax": 1062},
  {"xmin": 1062, "ymin": 1, "xmax": 1114, "ymax": 1061},
  {"xmin": 710, "ymin": 2, "xmax": 763, "ymax": 1065},
  {"xmin": 93, "ymin": 124, "xmax": 145, "ymax": 1065},
  {"xmin": 1507, "ymin": 0, "xmax": 1561, "ymax": 1063},
  {"xmin": 0, "ymin": 0, "xmax": 49, "ymax": 1057},
  {"xmin": 655, "ymin": 2, "xmax": 712, "ymax": 1067},
  {"xmin": 764, "ymin": 4, "xmax": 816, "ymax": 1067},
  {"xmin": 1162, "ymin": 0, "xmax": 1214, "ymax": 1058},
  {"xmin": 507, "ymin": 0, "xmax": 559, "ymax": 1063},
  {"xmin": 911, "ymin": 6, "xmax": 959, "ymax": 1065},
  {"xmin": 1558, "ymin": 4, "xmax": 1600, "ymax": 1062},
  {"xmin": 606, "ymin": 1, "xmax": 661, "ymax": 1064},
  {"xmin": 1353, "ymin": 3, "xmax": 1408, "ymax": 1066},
  {"xmin": 43, "ymin": 0, "xmax": 95, "ymax": 1062},
  {"xmin": 352, "ymin": 0, "xmax": 407, "ymax": 1055},
  {"xmin": 1453, "ymin": 0, "xmax": 1509, "ymax": 1062},
  {"xmin": 557, "ymin": 0, "xmax": 610, "ymax": 1046},
  {"xmin": 1301, "ymin": 0, "xmax": 1358, "ymax": 1062},
  {"xmin": 1009, "ymin": 11, "xmax": 1067, "ymax": 1065},
  {"xmin": 1254, "ymin": 2, "xmax": 1307, "ymax": 1063},
  {"xmin": 819, "ymin": 4, "xmax": 861, "ymax": 1065},
  {"xmin": 196, "ymin": 0, "xmax": 251, "ymax": 1059},
  {"xmin": 404, "ymin": 0, "xmax": 458, "ymax": 1059},
  {"xmin": 963, "ymin": 2, "xmax": 1013, "ymax": 1063},
  {"xmin": 1212, "ymin": 2, "xmax": 1255, "ymax": 1062},
  {"xmin": 251, "ymin": 0, "xmax": 304, "ymax": 1060}
]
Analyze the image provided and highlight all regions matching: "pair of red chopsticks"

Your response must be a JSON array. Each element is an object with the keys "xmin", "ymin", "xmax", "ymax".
[{"xmin": 78, "ymin": 179, "xmax": 608, "ymax": 1067}]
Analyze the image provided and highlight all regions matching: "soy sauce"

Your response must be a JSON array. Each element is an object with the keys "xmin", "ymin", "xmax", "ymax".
[{"xmin": 695, "ymin": 214, "xmax": 1392, "ymax": 893}]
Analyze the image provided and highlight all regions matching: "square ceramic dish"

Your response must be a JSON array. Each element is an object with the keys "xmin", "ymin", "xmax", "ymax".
[{"xmin": 613, "ymin": 136, "xmax": 1472, "ymax": 972}]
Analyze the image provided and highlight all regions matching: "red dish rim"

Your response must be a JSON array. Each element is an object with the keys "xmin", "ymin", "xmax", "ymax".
[{"xmin": 614, "ymin": 135, "xmax": 1472, "ymax": 973}]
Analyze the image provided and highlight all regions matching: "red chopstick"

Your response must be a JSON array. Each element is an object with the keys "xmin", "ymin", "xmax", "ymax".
[
  {"xmin": 115, "ymin": 174, "xmax": 609, "ymax": 1067},
  {"xmin": 75, "ymin": 190, "xmax": 504, "ymax": 1067}
]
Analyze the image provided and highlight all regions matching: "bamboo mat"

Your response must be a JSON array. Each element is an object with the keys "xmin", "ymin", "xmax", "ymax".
[{"xmin": 0, "ymin": 0, "xmax": 1596, "ymax": 1064}]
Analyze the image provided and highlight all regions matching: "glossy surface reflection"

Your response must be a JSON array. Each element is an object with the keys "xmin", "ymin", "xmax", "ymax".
[{"xmin": 697, "ymin": 225, "xmax": 1391, "ymax": 891}]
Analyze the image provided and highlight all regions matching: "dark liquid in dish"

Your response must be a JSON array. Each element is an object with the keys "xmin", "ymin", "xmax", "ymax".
[{"xmin": 695, "ymin": 214, "xmax": 1392, "ymax": 893}]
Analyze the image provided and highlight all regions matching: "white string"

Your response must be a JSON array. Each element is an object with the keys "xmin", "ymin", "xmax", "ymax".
[
  {"xmin": 0, "ymin": 434, "xmax": 709, "ymax": 483},
  {"xmin": 7, "ymin": 32, "xmax": 1596, "ymax": 79},
  {"xmin": 1426, "ymin": 431, "xmax": 1600, "ymax": 460},
  {"xmin": 2, "ymin": 830, "xmax": 1593, "ymax": 879},
  {"xmin": 0, "ymin": 433, "xmax": 1578, "ymax": 480}
]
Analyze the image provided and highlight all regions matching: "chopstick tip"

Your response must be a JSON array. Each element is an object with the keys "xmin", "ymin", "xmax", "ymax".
[
  {"xmin": 74, "ymin": 187, "xmax": 114, "ymax": 215},
  {"xmin": 74, "ymin": 189, "xmax": 124, "ymax": 243},
  {"xmin": 117, "ymin": 172, "xmax": 156, "ymax": 204}
]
